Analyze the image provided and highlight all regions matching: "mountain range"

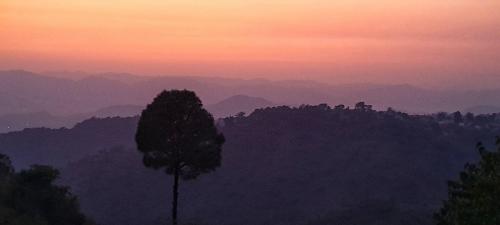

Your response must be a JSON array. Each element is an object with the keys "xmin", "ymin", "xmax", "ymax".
[
  {"xmin": 1, "ymin": 70, "xmax": 500, "ymax": 118},
  {"xmin": 0, "ymin": 95, "xmax": 275, "ymax": 133}
]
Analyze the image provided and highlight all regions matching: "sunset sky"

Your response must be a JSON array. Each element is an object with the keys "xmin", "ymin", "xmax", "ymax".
[{"xmin": 1, "ymin": 0, "xmax": 499, "ymax": 87}]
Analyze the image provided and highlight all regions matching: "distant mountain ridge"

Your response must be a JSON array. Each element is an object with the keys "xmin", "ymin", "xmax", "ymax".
[
  {"xmin": 1, "ymin": 69, "xmax": 500, "ymax": 117},
  {"xmin": 464, "ymin": 105, "xmax": 500, "ymax": 114},
  {"xmin": 206, "ymin": 95, "xmax": 275, "ymax": 118},
  {"xmin": 0, "ymin": 105, "xmax": 142, "ymax": 133},
  {"xmin": 0, "ymin": 94, "xmax": 277, "ymax": 133}
]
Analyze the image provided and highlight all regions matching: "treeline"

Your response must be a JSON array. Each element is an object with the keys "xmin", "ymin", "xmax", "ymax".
[
  {"xmin": 1, "ymin": 101, "xmax": 499, "ymax": 225},
  {"xmin": 0, "ymin": 154, "xmax": 94, "ymax": 225}
]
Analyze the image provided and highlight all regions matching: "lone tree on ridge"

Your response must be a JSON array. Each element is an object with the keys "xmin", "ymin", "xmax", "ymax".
[{"xmin": 135, "ymin": 90, "xmax": 225, "ymax": 225}]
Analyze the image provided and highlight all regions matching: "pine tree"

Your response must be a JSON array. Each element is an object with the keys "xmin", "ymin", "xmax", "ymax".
[
  {"xmin": 135, "ymin": 90, "xmax": 225, "ymax": 225},
  {"xmin": 434, "ymin": 137, "xmax": 500, "ymax": 225}
]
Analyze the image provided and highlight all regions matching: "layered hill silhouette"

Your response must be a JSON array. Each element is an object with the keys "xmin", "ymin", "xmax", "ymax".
[
  {"xmin": 0, "ymin": 105, "xmax": 143, "ymax": 133},
  {"xmin": 206, "ymin": 95, "xmax": 275, "ymax": 118},
  {"xmin": 1, "ymin": 105, "xmax": 499, "ymax": 225},
  {"xmin": 0, "ymin": 95, "xmax": 275, "ymax": 133},
  {"xmin": 2, "ymin": 70, "xmax": 500, "ymax": 118},
  {"xmin": 464, "ymin": 105, "xmax": 500, "ymax": 114}
]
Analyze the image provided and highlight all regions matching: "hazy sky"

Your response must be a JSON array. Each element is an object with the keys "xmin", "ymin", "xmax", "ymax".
[{"xmin": 1, "ymin": 0, "xmax": 499, "ymax": 87}]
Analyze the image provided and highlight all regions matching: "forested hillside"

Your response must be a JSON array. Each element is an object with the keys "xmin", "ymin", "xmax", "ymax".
[{"xmin": 0, "ymin": 104, "xmax": 499, "ymax": 225}]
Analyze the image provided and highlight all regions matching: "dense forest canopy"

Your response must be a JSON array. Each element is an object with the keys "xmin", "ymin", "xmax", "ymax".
[
  {"xmin": 0, "ymin": 104, "xmax": 499, "ymax": 225},
  {"xmin": 0, "ymin": 154, "xmax": 92, "ymax": 225},
  {"xmin": 434, "ymin": 138, "xmax": 500, "ymax": 225}
]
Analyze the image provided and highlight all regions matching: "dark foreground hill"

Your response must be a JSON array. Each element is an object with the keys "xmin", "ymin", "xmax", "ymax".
[
  {"xmin": 0, "ymin": 105, "xmax": 499, "ymax": 225},
  {"xmin": 0, "ymin": 117, "xmax": 138, "ymax": 168},
  {"xmin": 0, "ymin": 105, "xmax": 143, "ymax": 133}
]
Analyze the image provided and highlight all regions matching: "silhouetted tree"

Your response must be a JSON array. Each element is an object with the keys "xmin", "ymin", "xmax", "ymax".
[
  {"xmin": 334, "ymin": 104, "xmax": 345, "ymax": 110},
  {"xmin": 436, "ymin": 112, "xmax": 448, "ymax": 121},
  {"xmin": 317, "ymin": 103, "xmax": 330, "ymax": 111},
  {"xmin": 0, "ymin": 154, "xmax": 91, "ymax": 225},
  {"xmin": 465, "ymin": 112, "xmax": 475, "ymax": 124},
  {"xmin": 452, "ymin": 111, "xmax": 463, "ymax": 124},
  {"xmin": 355, "ymin": 102, "xmax": 372, "ymax": 111},
  {"xmin": 135, "ymin": 90, "xmax": 225, "ymax": 225},
  {"xmin": 434, "ymin": 137, "xmax": 500, "ymax": 225},
  {"xmin": 235, "ymin": 112, "xmax": 246, "ymax": 118}
]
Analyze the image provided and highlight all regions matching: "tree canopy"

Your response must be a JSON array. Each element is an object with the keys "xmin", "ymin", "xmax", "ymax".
[
  {"xmin": 435, "ymin": 137, "xmax": 500, "ymax": 225},
  {"xmin": 0, "ymin": 154, "xmax": 92, "ymax": 225},
  {"xmin": 135, "ymin": 89, "xmax": 225, "ymax": 225}
]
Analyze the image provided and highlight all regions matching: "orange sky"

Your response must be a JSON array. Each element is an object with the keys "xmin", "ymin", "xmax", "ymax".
[{"xmin": 1, "ymin": 0, "xmax": 499, "ymax": 86}]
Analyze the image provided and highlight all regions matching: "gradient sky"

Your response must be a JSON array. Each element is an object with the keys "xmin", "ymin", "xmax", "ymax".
[{"xmin": 1, "ymin": 0, "xmax": 500, "ymax": 87}]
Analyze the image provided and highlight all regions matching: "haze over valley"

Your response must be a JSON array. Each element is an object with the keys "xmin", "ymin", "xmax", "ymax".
[{"xmin": 1, "ymin": 69, "xmax": 500, "ymax": 132}]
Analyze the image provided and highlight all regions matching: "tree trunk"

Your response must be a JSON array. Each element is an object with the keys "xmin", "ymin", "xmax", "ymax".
[{"xmin": 172, "ymin": 166, "xmax": 179, "ymax": 225}]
